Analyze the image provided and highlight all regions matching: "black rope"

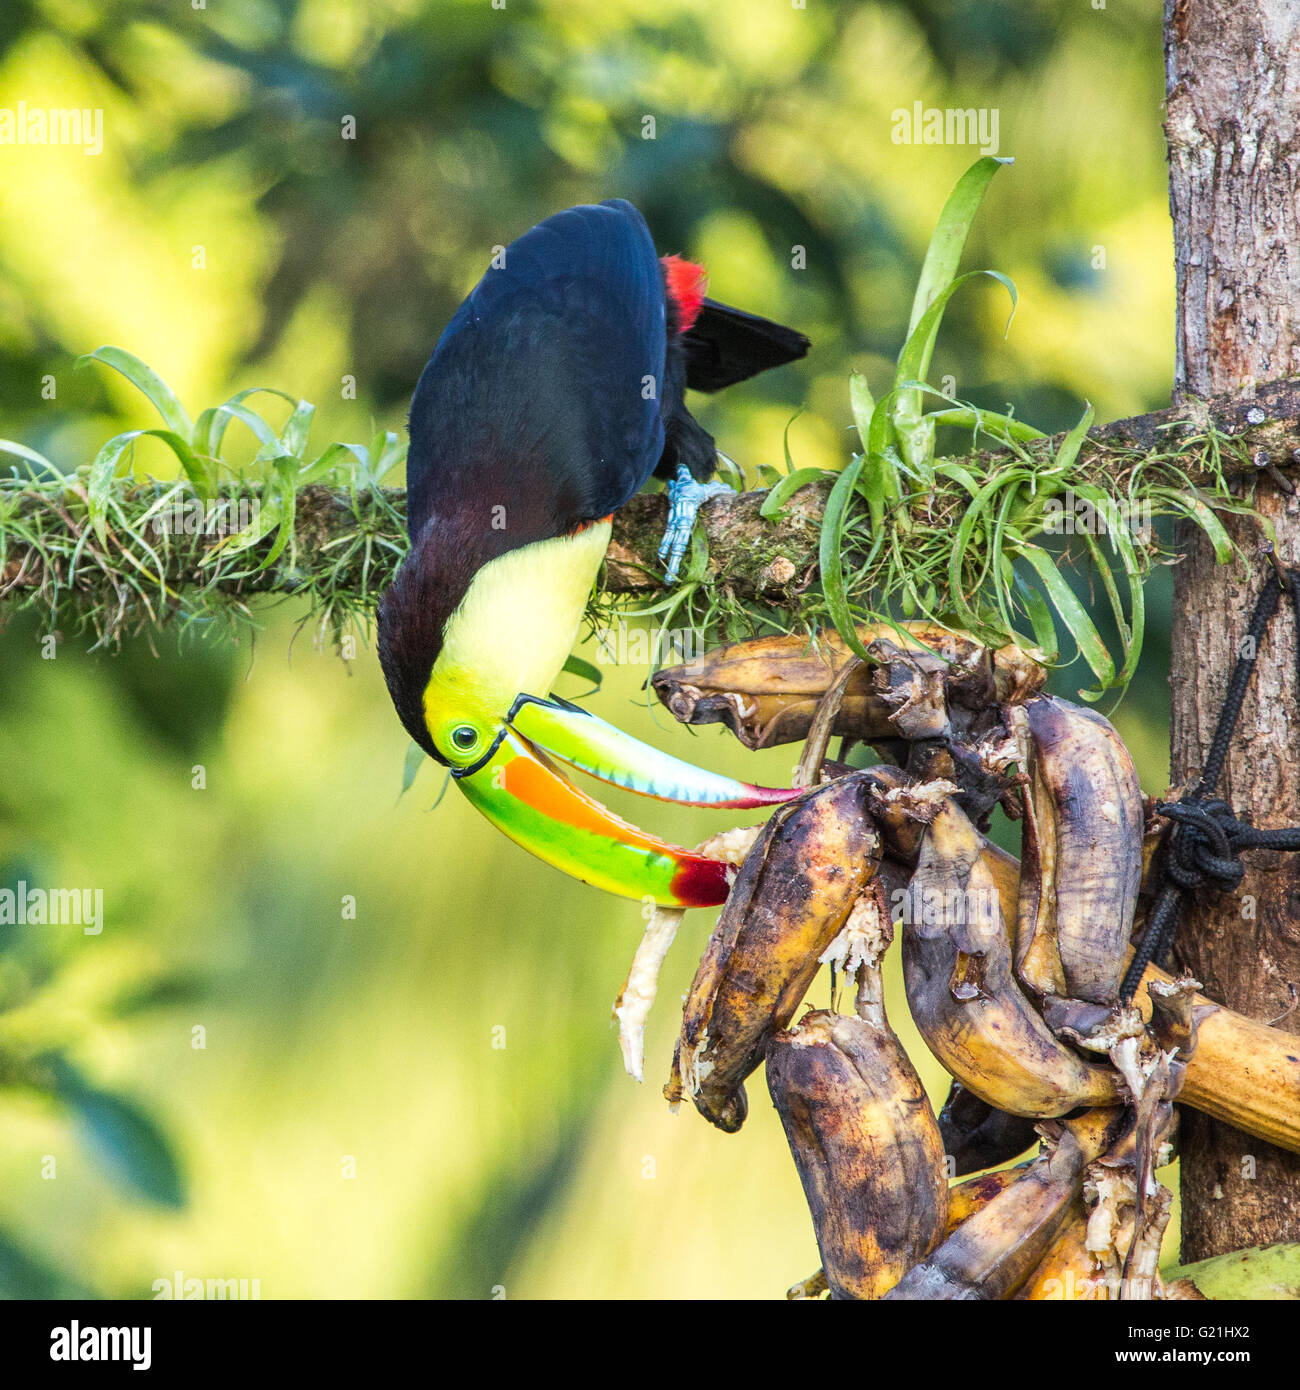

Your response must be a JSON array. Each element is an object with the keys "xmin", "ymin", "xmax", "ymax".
[{"xmin": 1119, "ymin": 561, "xmax": 1300, "ymax": 1003}]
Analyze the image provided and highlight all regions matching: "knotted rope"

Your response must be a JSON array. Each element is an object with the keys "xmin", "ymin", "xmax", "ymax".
[{"xmin": 1119, "ymin": 559, "xmax": 1300, "ymax": 1003}]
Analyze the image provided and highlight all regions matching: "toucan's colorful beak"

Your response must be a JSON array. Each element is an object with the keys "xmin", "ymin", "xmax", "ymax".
[
  {"xmin": 454, "ymin": 696, "xmax": 798, "ymax": 906},
  {"xmin": 507, "ymin": 696, "xmax": 796, "ymax": 809}
]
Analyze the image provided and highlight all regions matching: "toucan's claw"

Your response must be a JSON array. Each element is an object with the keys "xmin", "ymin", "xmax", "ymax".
[{"xmin": 659, "ymin": 464, "xmax": 732, "ymax": 583}]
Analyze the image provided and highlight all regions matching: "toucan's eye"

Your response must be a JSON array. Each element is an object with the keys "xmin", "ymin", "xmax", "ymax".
[{"xmin": 450, "ymin": 725, "xmax": 479, "ymax": 753}]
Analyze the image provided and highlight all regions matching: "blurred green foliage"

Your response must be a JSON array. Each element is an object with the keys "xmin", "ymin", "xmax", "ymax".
[{"xmin": 0, "ymin": 0, "xmax": 1178, "ymax": 1297}]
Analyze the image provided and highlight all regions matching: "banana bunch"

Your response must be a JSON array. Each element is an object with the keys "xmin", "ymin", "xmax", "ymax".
[
  {"xmin": 647, "ymin": 624, "xmax": 1300, "ymax": 1299},
  {"xmin": 664, "ymin": 773, "xmax": 881, "ymax": 1131}
]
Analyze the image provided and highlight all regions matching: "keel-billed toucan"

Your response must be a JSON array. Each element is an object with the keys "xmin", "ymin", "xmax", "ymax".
[{"xmin": 377, "ymin": 199, "xmax": 809, "ymax": 908}]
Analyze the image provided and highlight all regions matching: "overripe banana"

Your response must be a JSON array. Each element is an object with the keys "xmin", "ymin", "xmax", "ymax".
[
  {"xmin": 785, "ymin": 1162, "xmax": 1034, "ymax": 1303},
  {"xmin": 938, "ymin": 1079, "xmax": 1041, "ymax": 1176},
  {"xmin": 767, "ymin": 1007, "xmax": 949, "ymax": 1300},
  {"xmin": 665, "ymin": 773, "xmax": 881, "ymax": 1131},
  {"xmin": 1015, "ymin": 1211, "xmax": 1106, "ymax": 1300},
  {"xmin": 1010, "ymin": 696, "xmax": 1144, "ymax": 1005},
  {"xmin": 901, "ymin": 798, "xmax": 1122, "ymax": 1117}
]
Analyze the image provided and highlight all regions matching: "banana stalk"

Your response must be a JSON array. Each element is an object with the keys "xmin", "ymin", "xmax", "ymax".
[{"xmin": 665, "ymin": 773, "xmax": 881, "ymax": 1131}]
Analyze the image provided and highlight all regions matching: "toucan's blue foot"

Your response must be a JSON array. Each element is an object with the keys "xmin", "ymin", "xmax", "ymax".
[{"xmin": 659, "ymin": 464, "xmax": 732, "ymax": 583}]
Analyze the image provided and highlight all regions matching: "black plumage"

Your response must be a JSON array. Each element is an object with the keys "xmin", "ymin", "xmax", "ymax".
[{"xmin": 379, "ymin": 198, "xmax": 808, "ymax": 757}]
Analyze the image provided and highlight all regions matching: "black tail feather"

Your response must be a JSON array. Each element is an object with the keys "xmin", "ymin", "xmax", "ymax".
[{"xmin": 682, "ymin": 298, "xmax": 809, "ymax": 393}]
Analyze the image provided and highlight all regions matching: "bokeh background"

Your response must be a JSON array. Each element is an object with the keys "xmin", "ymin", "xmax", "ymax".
[{"xmin": 0, "ymin": 0, "xmax": 1178, "ymax": 1298}]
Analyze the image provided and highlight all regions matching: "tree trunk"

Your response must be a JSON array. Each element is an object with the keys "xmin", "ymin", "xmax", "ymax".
[{"xmin": 1164, "ymin": 0, "xmax": 1300, "ymax": 1260}]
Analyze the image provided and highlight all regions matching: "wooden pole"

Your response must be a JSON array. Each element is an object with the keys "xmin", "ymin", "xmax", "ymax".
[{"xmin": 1163, "ymin": 0, "xmax": 1300, "ymax": 1260}]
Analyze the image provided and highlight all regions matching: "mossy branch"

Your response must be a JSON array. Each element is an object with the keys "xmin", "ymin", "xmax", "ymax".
[{"xmin": 2, "ymin": 378, "xmax": 1298, "ymax": 652}]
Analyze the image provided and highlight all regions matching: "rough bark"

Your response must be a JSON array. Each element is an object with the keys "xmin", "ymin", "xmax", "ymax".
[{"xmin": 1164, "ymin": 0, "xmax": 1300, "ymax": 1261}]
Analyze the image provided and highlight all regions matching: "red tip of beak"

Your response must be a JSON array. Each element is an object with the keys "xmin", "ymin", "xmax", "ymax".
[{"xmin": 670, "ymin": 853, "xmax": 731, "ymax": 908}]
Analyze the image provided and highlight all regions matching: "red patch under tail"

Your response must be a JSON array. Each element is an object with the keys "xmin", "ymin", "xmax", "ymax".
[{"xmin": 660, "ymin": 254, "xmax": 708, "ymax": 333}]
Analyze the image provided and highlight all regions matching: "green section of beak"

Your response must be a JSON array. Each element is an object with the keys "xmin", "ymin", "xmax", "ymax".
[
  {"xmin": 455, "ymin": 728, "xmax": 731, "ymax": 908},
  {"xmin": 508, "ymin": 696, "xmax": 797, "ymax": 809}
]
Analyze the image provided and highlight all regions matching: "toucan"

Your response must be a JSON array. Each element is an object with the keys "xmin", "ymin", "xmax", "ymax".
[{"xmin": 377, "ymin": 198, "xmax": 809, "ymax": 908}]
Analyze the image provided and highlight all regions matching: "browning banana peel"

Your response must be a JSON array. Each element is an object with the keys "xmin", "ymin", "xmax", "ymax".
[
  {"xmin": 938, "ymin": 1080, "xmax": 1041, "ymax": 1177},
  {"xmin": 1011, "ymin": 696, "xmax": 1144, "ymax": 1006},
  {"xmin": 945, "ymin": 1165, "xmax": 1029, "ymax": 1232},
  {"xmin": 665, "ymin": 773, "xmax": 881, "ymax": 1131}
]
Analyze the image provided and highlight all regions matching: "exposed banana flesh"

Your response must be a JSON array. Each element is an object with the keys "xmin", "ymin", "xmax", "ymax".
[
  {"xmin": 665, "ymin": 773, "xmax": 881, "ymax": 1132},
  {"xmin": 1010, "ymin": 696, "xmax": 1144, "ymax": 1005},
  {"xmin": 767, "ymin": 1006, "xmax": 949, "ymax": 1300},
  {"xmin": 901, "ymin": 798, "xmax": 1122, "ymax": 1117}
]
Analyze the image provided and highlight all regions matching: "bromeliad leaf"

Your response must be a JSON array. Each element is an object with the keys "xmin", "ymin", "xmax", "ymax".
[
  {"xmin": 849, "ymin": 372, "xmax": 875, "ymax": 453},
  {"xmin": 906, "ymin": 156, "xmax": 1014, "ymax": 341},
  {"xmin": 87, "ymin": 430, "xmax": 215, "ymax": 542},
  {"xmin": 77, "ymin": 346, "xmax": 194, "ymax": 441},
  {"xmin": 1015, "ymin": 541, "xmax": 1116, "ymax": 697},
  {"xmin": 820, "ymin": 454, "xmax": 873, "ymax": 662},
  {"xmin": 759, "ymin": 468, "xmax": 830, "ymax": 520},
  {"xmin": 561, "ymin": 654, "xmax": 602, "ymax": 693}
]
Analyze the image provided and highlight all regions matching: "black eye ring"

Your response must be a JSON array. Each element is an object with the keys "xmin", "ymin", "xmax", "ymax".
[{"xmin": 450, "ymin": 725, "xmax": 478, "ymax": 752}]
